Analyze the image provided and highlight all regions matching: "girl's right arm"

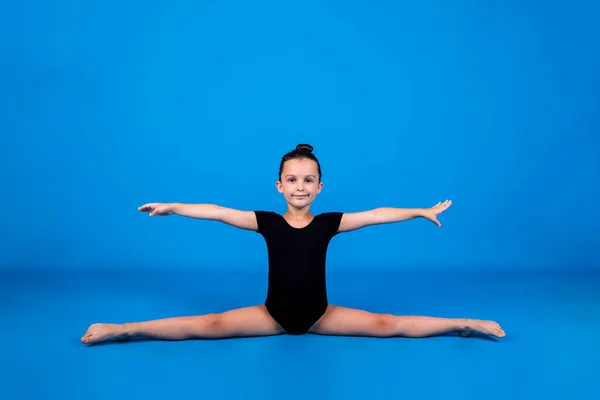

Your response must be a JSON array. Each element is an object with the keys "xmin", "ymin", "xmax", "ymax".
[{"xmin": 138, "ymin": 203, "xmax": 258, "ymax": 231}]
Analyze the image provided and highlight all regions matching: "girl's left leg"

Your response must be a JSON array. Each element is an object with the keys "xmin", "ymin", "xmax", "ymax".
[{"xmin": 308, "ymin": 305, "xmax": 505, "ymax": 338}]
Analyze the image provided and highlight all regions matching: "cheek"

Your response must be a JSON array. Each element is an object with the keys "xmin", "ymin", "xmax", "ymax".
[{"xmin": 306, "ymin": 183, "xmax": 318, "ymax": 193}]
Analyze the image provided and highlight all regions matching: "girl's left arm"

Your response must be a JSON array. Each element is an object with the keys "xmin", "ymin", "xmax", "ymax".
[{"xmin": 337, "ymin": 200, "xmax": 452, "ymax": 233}]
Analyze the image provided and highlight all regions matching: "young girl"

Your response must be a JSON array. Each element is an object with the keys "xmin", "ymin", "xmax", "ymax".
[{"xmin": 81, "ymin": 144, "xmax": 505, "ymax": 344}]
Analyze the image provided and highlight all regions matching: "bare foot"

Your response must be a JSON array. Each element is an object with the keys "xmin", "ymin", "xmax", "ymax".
[
  {"xmin": 81, "ymin": 323, "xmax": 129, "ymax": 344},
  {"xmin": 459, "ymin": 319, "xmax": 505, "ymax": 338}
]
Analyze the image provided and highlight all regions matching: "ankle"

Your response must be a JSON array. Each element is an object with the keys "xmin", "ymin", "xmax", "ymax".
[
  {"xmin": 460, "ymin": 318, "xmax": 472, "ymax": 331},
  {"xmin": 121, "ymin": 323, "xmax": 134, "ymax": 338}
]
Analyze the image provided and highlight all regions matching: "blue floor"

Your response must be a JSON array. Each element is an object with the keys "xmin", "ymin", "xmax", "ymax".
[{"xmin": 2, "ymin": 268, "xmax": 599, "ymax": 399}]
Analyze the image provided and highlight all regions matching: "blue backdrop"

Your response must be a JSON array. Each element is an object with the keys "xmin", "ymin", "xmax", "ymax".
[{"xmin": 2, "ymin": 0, "xmax": 598, "ymax": 272}]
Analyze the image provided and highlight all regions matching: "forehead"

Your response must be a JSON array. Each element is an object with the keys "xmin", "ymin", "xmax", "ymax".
[{"xmin": 283, "ymin": 158, "xmax": 319, "ymax": 175}]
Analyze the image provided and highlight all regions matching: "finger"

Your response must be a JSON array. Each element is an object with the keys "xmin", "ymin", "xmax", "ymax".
[{"xmin": 438, "ymin": 200, "xmax": 450, "ymax": 209}]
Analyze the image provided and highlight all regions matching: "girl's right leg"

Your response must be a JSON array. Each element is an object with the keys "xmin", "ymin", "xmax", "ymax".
[{"xmin": 81, "ymin": 304, "xmax": 284, "ymax": 345}]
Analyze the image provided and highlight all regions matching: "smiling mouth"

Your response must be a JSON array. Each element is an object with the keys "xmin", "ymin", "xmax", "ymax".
[{"xmin": 293, "ymin": 195, "xmax": 308, "ymax": 198}]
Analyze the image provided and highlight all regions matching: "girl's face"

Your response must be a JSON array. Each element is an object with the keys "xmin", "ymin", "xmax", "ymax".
[{"xmin": 276, "ymin": 158, "xmax": 323, "ymax": 208}]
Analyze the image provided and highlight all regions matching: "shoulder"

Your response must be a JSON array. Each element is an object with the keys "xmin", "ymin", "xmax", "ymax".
[
  {"xmin": 253, "ymin": 210, "xmax": 280, "ymax": 222},
  {"xmin": 317, "ymin": 211, "xmax": 344, "ymax": 219},
  {"xmin": 316, "ymin": 212, "xmax": 344, "ymax": 234},
  {"xmin": 254, "ymin": 210, "xmax": 279, "ymax": 217},
  {"xmin": 253, "ymin": 211, "xmax": 281, "ymax": 233}
]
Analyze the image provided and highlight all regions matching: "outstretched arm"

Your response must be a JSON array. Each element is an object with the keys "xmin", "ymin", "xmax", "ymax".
[
  {"xmin": 138, "ymin": 203, "xmax": 258, "ymax": 231},
  {"xmin": 338, "ymin": 200, "xmax": 452, "ymax": 233}
]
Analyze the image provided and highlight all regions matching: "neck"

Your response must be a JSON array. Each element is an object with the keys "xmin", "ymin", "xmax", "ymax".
[{"xmin": 285, "ymin": 205, "xmax": 312, "ymax": 220}]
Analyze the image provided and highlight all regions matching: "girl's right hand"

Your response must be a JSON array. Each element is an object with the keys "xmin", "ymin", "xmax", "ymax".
[{"xmin": 138, "ymin": 203, "xmax": 174, "ymax": 216}]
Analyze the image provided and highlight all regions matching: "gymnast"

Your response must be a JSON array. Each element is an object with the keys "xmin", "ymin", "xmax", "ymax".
[{"xmin": 81, "ymin": 144, "xmax": 505, "ymax": 344}]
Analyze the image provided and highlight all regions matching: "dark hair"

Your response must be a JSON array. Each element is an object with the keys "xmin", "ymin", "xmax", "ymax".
[{"xmin": 278, "ymin": 143, "xmax": 323, "ymax": 182}]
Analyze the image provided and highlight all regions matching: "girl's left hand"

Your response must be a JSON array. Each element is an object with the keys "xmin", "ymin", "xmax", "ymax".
[{"xmin": 423, "ymin": 200, "xmax": 452, "ymax": 227}]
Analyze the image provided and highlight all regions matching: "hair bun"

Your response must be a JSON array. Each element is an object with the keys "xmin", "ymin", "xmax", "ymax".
[{"xmin": 296, "ymin": 143, "xmax": 314, "ymax": 153}]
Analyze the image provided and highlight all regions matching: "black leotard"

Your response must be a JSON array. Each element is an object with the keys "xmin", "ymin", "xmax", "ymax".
[{"xmin": 254, "ymin": 211, "xmax": 344, "ymax": 334}]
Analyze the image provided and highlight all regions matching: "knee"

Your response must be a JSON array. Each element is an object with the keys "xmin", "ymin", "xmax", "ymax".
[
  {"xmin": 373, "ymin": 314, "xmax": 396, "ymax": 336},
  {"xmin": 199, "ymin": 313, "xmax": 222, "ymax": 333},
  {"xmin": 181, "ymin": 314, "xmax": 222, "ymax": 336}
]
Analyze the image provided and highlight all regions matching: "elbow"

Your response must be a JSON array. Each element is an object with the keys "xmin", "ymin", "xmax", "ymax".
[{"xmin": 371, "ymin": 208, "xmax": 388, "ymax": 224}]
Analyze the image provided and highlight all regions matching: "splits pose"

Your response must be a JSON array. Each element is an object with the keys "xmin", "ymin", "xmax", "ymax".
[{"xmin": 82, "ymin": 144, "xmax": 505, "ymax": 344}]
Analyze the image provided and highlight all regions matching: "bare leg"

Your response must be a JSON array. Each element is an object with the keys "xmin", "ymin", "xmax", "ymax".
[
  {"xmin": 309, "ymin": 305, "xmax": 505, "ymax": 338},
  {"xmin": 81, "ymin": 305, "xmax": 284, "ymax": 344}
]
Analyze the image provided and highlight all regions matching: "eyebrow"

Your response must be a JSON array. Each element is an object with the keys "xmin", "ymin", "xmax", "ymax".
[{"xmin": 285, "ymin": 174, "xmax": 316, "ymax": 179}]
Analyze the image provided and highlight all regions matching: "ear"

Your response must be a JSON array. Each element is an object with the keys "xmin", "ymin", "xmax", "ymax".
[
  {"xmin": 275, "ymin": 181, "xmax": 284, "ymax": 193},
  {"xmin": 317, "ymin": 181, "xmax": 324, "ymax": 194}
]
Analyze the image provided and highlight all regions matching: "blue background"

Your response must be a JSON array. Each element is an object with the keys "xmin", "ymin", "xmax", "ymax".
[
  {"xmin": 2, "ymin": 0, "xmax": 598, "ymax": 272},
  {"xmin": 1, "ymin": 1, "xmax": 599, "ymax": 399}
]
